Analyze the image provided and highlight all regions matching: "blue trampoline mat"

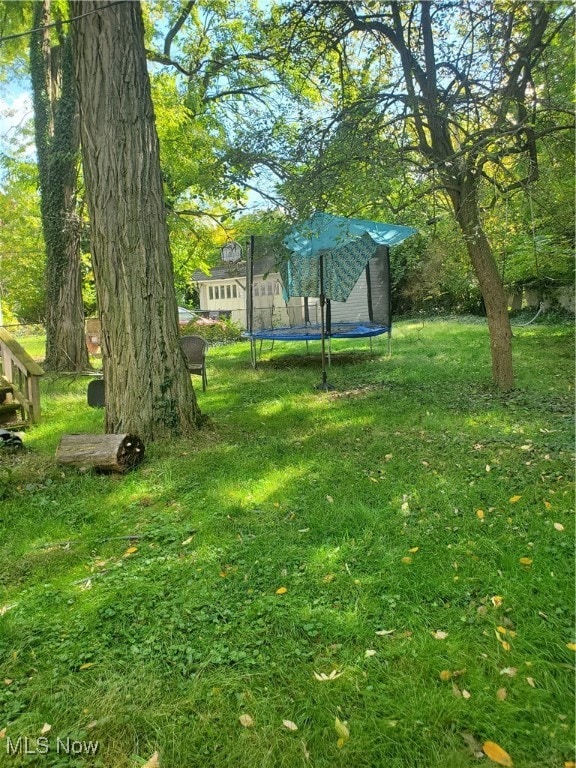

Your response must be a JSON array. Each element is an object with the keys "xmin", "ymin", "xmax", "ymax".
[{"xmin": 243, "ymin": 322, "xmax": 390, "ymax": 342}]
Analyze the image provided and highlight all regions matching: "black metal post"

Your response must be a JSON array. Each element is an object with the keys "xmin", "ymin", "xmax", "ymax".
[
  {"xmin": 246, "ymin": 235, "xmax": 256, "ymax": 368},
  {"xmin": 315, "ymin": 253, "xmax": 334, "ymax": 391}
]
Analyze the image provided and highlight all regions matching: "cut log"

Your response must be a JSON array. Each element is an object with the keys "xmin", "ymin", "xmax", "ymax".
[{"xmin": 56, "ymin": 433, "xmax": 145, "ymax": 472}]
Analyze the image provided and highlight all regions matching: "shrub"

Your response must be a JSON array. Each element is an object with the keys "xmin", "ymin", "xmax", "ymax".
[{"xmin": 180, "ymin": 318, "xmax": 244, "ymax": 345}]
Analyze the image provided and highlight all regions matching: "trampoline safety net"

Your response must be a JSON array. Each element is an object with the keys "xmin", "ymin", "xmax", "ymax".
[{"xmin": 248, "ymin": 236, "xmax": 392, "ymax": 336}]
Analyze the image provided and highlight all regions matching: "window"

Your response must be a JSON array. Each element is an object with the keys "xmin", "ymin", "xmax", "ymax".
[
  {"xmin": 267, "ymin": 281, "xmax": 273, "ymax": 295},
  {"xmin": 209, "ymin": 286, "xmax": 214, "ymax": 301},
  {"xmin": 232, "ymin": 284, "xmax": 238, "ymax": 298},
  {"xmin": 226, "ymin": 285, "xmax": 231, "ymax": 299},
  {"xmin": 214, "ymin": 286, "xmax": 219, "ymax": 300}
]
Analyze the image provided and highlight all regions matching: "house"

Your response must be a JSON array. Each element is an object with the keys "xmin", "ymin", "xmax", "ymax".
[
  {"xmin": 192, "ymin": 256, "xmax": 313, "ymax": 330},
  {"xmin": 192, "ymin": 244, "xmax": 391, "ymax": 331}
]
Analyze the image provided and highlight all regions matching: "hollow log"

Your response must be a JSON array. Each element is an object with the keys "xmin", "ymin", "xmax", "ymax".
[{"xmin": 56, "ymin": 433, "xmax": 144, "ymax": 472}]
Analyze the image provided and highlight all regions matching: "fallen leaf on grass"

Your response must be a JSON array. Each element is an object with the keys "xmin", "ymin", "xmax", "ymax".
[
  {"xmin": 483, "ymin": 740, "xmax": 513, "ymax": 766},
  {"xmin": 275, "ymin": 586, "xmax": 288, "ymax": 595},
  {"xmin": 40, "ymin": 723, "xmax": 51, "ymax": 735},
  {"xmin": 408, "ymin": 547, "xmax": 419, "ymax": 553},
  {"xmin": 566, "ymin": 643, "xmax": 576, "ymax": 652},
  {"xmin": 326, "ymin": 495, "xmax": 334, "ymax": 503},
  {"xmin": 4, "ymin": 679, "xmax": 13, "ymax": 686},
  {"xmin": 509, "ymin": 495, "xmax": 522, "ymax": 503},
  {"xmin": 0, "ymin": 729, "xmax": 6, "ymax": 739},
  {"xmin": 142, "ymin": 752, "xmax": 160, "ymax": 768},
  {"xmin": 496, "ymin": 688, "xmax": 507, "ymax": 700},
  {"xmin": 461, "ymin": 731, "xmax": 484, "ymax": 759},
  {"xmin": 79, "ymin": 663, "xmax": 95, "ymax": 670},
  {"xmin": 282, "ymin": 720, "xmax": 298, "ymax": 731},
  {"xmin": 432, "ymin": 630, "xmax": 448, "ymax": 640},
  {"xmin": 335, "ymin": 718, "xmax": 349, "ymax": 748},
  {"xmin": 364, "ymin": 649, "xmax": 377, "ymax": 658},
  {"xmin": 123, "ymin": 546, "xmax": 138, "ymax": 557},
  {"xmin": 500, "ymin": 667, "xmax": 517, "ymax": 677},
  {"xmin": 553, "ymin": 522, "xmax": 565, "ymax": 531},
  {"xmin": 375, "ymin": 629, "xmax": 396, "ymax": 636},
  {"xmin": 476, "ymin": 509, "xmax": 485, "ymax": 519},
  {"xmin": 519, "ymin": 557, "xmax": 532, "ymax": 566},
  {"xmin": 401, "ymin": 556, "xmax": 412, "ymax": 564},
  {"xmin": 181, "ymin": 536, "xmax": 194, "ymax": 546},
  {"xmin": 461, "ymin": 689, "xmax": 471, "ymax": 699},
  {"xmin": 439, "ymin": 670, "xmax": 452, "ymax": 681},
  {"xmin": 491, "ymin": 596, "xmax": 504, "ymax": 608},
  {"xmin": 564, "ymin": 762, "xmax": 576, "ymax": 768},
  {"xmin": 239, "ymin": 714, "xmax": 254, "ymax": 728},
  {"xmin": 313, "ymin": 669, "xmax": 343, "ymax": 681},
  {"xmin": 495, "ymin": 629, "xmax": 510, "ymax": 648},
  {"xmin": 526, "ymin": 677, "xmax": 536, "ymax": 688}
]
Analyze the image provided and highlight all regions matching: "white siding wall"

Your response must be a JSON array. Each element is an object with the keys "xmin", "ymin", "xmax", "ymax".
[
  {"xmin": 329, "ymin": 271, "xmax": 369, "ymax": 323},
  {"xmin": 198, "ymin": 272, "xmax": 305, "ymax": 329},
  {"xmin": 198, "ymin": 273, "xmax": 331, "ymax": 329}
]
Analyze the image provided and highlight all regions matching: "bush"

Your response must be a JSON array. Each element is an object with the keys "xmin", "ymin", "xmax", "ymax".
[{"xmin": 179, "ymin": 318, "xmax": 244, "ymax": 345}]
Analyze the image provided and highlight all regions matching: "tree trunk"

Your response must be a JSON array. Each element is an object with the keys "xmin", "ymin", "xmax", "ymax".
[
  {"xmin": 70, "ymin": 0, "xmax": 200, "ymax": 441},
  {"xmin": 449, "ymin": 177, "xmax": 514, "ymax": 391},
  {"xmin": 30, "ymin": 0, "xmax": 89, "ymax": 372}
]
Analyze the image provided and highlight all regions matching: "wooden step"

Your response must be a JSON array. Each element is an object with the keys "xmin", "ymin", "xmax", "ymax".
[
  {"xmin": 0, "ymin": 401, "xmax": 22, "ymax": 426},
  {"xmin": 0, "ymin": 385, "xmax": 14, "ymax": 403}
]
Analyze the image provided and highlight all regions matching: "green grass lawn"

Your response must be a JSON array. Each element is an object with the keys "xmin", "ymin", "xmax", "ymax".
[{"xmin": 0, "ymin": 318, "xmax": 574, "ymax": 768}]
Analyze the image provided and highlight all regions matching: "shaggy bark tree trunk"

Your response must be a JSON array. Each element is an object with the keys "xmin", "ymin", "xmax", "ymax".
[
  {"xmin": 70, "ymin": 0, "xmax": 199, "ymax": 440},
  {"xmin": 30, "ymin": 0, "xmax": 89, "ymax": 372},
  {"xmin": 448, "ymin": 176, "xmax": 514, "ymax": 391}
]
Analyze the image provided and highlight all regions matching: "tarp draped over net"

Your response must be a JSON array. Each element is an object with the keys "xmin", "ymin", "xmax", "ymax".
[{"xmin": 281, "ymin": 212, "xmax": 418, "ymax": 302}]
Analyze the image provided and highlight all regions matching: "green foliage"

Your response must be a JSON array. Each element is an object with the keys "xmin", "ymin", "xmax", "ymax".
[
  {"xmin": 0, "ymin": 161, "xmax": 46, "ymax": 322},
  {"xmin": 180, "ymin": 317, "xmax": 243, "ymax": 344},
  {"xmin": 393, "ymin": 225, "xmax": 483, "ymax": 315}
]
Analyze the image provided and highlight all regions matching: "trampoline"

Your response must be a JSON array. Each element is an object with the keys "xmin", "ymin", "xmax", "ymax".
[
  {"xmin": 243, "ymin": 213, "xmax": 417, "ymax": 387},
  {"xmin": 247, "ymin": 321, "xmax": 389, "ymax": 342},
  {"xmin": 244, "ymin": 320, "xmax": 391, "ymax": 366}
]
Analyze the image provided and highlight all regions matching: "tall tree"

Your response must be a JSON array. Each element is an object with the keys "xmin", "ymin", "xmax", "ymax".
[
  {"xmin": 70, "ymin": 0, "xmax": 199, "ymax": 440},
  {"xmin": 30, "ymin": 0, "xmax": 88, "ymax": 371},
  {"xmin": 275, "ymin": 0, "xmax": 573, "ymax": 390}
]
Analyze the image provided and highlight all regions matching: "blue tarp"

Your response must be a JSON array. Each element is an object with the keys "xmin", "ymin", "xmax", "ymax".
[{"xmin": 281, "ymin": 212, "xmax": 417, "ymax": 302}]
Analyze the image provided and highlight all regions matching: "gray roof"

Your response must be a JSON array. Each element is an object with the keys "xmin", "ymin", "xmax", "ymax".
[{"xmin": 192, "ymin": 254, "xmax": 279, "ymax": 283}]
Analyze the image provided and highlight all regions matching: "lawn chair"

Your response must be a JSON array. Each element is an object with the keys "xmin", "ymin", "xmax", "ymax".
[{"xmin": 179, "ymin": 335, "xmax": 208, "ymax": 391}]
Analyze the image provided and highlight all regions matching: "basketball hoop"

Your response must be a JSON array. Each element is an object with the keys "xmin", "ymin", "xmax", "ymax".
[{"xmin": 221, "ymin": 240, "xmax": 243, "ymax": 263}]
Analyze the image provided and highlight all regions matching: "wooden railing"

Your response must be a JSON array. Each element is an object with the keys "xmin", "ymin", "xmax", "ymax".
[{"xmin": 0, "ymin": 328, "xmax": 44, "ymax": 426}]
